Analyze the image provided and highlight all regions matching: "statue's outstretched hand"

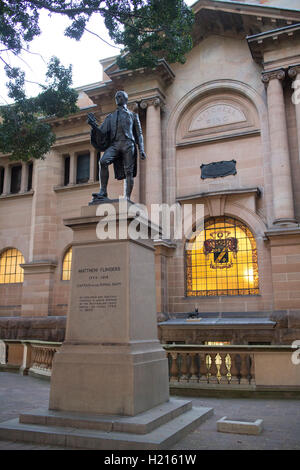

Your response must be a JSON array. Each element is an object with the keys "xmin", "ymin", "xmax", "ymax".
[
  {"xmin": 140, "ymin": 150, "xmax": 147, "ymax": 160},
  {"xmin": 87, "ymin": 112, "xmax": 98, "ymax": 129}
]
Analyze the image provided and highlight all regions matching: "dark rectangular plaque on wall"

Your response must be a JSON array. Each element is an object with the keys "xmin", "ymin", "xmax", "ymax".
[{"xmin": 201, "ymin": 160, "xmax": 237, "ymax": 179}]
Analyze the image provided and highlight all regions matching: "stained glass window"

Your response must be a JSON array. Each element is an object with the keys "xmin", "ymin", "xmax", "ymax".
[
  {"xmin": 62, "ymin": 247, "xmax": 72, "ymax": 281},
  {"xmin": 186, "ymin": 216, "xmax": 259, "ymax": 296},
  {"xmin": 0, "ymin": 248, "xmax": 24, "ymax": 284}
]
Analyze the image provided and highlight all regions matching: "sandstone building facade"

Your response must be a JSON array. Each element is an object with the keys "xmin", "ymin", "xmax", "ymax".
[{"xmin": 1, "ymin": 0, "xmax": 300, "ymax": 345}]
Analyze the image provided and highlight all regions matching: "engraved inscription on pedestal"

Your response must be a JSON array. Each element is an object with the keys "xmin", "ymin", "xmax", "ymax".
[
  {"xmin": 76, "ymin": 266, "xmax": 121, "ymax": 313},
  {"xmin": 66, "ymin": 244, "xmax": 127, "ymax": 343},
  {"xmin": 79, "ymin": 295, "xmax": 118, "ymax": 313}
]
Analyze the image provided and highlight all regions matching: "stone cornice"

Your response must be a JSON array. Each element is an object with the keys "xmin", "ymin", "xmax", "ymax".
[
  {"xmin": 20, "ymin": 262, "xmax": 58, "ymax": 274},
  {"xmin": 194, "ymin": 0, "xmax": 300, "ymax": 23},
  {"xmin": 153, "ymin": 239, "xmax": 177, "ymax": 252},
  {"xmin": 176, "ymin": 187, "xmax": 261, "ymax": 203},
  {"xmin": 264, "ymin": 226, "xmax": 300, "ymax": 239},
  {"xmin": 159, "ymin": 320, "xmax": 275, "ymax": 331},
  {"xmin": 104, "ymin": 59, "xmax": 175, "ymax": 87},
  {"xmin": 53, "ymin": 181, "xmax": 99, "ymax": 193},
  {"xmin": 52, "ymin": 132, "xmax": 91, "ymax": 149},
  {"xmin": 247, "ymin": 23, "xmax": 300, "ymax": 65},
  {"xmin": 248, "ymin": 23, "xmax": 300, "ymax": 44},
  {"xmin": 48, "ymin": 107, "xmax": 99, "ymax": 128},
  {"xmin": 0, "ymin": 190, "xmax": 34, "ymax": 201}
]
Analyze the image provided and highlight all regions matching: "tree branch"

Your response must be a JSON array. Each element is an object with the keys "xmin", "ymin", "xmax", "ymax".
[
  {"xmin": 27, "ymin": 0, "xmax": 157, "ymax": 23},
  {"xmin": 27, "ymin": 0, "xmax": 108, "ymax": 16},
  {"xmin": 83, "ymin": 27, "xmax": 121, "ymax": 49}
]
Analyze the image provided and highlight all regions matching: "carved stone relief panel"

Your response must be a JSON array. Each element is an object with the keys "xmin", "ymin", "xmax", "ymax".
[
  {"xmin": 176, "ymin": 92, "xmax": 260, "ymax": 146},
  {"xmin": 189, "ymin": 104, "xmax": 246, "ymax": 131}
]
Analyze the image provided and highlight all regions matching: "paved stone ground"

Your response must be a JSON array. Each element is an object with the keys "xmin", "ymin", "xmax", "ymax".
[{"xmin": 0, "ymin": 371, "xmax": 299, "ymax": 450}]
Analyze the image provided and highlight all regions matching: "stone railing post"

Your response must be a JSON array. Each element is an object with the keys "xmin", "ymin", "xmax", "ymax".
[
  {"xmin": 0, "ymin": 340, "xmax": 7, "ymax": 364},
  {"xmin": 20, "ymin": 341, "xmax": 32, "ymax": 376},
  {"xmin": 262, "ymin": 69, "xmax": 296, "ymax": 225}
]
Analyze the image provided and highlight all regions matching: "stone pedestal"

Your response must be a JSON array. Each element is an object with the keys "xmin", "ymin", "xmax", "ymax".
[
  {"xmin": 49, "ymin": 201, "xmax": 169, "ymax": 415},
  {"xmin": 0, "ymin": 200, "xmax": 213, "ymax": 449}
]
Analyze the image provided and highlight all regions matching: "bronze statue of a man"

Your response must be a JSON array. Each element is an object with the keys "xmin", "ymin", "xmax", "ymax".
[{"xmin": 88, "ymin": 90, "xmax": 146, "ymax": 203}]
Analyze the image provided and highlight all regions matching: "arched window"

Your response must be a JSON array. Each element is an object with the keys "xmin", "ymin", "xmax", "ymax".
[
  {"xmin": 62, "ymin": 247, "xmax": 72, "ymax": 281},
  {"xmin": 0, "ymin": 248, "xmax": 24, "ymax": 284},
  {"xmin": 186, "ymin": 216, "xmax": 259, "ymax": 297}
]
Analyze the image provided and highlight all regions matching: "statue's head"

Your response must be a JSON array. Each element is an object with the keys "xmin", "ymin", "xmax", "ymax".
[{"xmin": 115, "ymin": 90, "xmax": 128, "ymax": 106}]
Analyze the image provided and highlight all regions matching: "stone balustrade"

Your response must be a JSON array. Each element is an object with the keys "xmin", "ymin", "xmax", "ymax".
[
  {"xmin": 0, "ymin": 341, "xmax": 300, "ymax": 394},
  {"xmin": 0, "ymin": 339, "xmax": 61, "ymax": 378},
  {"xmin": 165, "ymin": 346, "xmax": 255, "ymax": 386},
  {"xmin": 164, "ymin": 344, "xmax": 300, "ymax": 394},
  {"xmin": 29, "ymin": 343, "xmax": 60, "ymax": 377},
  {"xmin": 166, "ymin": 348, "xmax": 254, "ymax": 386}
]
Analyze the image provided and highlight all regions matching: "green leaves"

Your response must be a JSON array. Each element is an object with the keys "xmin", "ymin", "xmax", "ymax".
[
  {"xmin": 0, "ymin": 0, "xmax": 194, "ymax": 161},
  {"xmin": 0, "ymin": 0, "xmax": 40, "ymax": 54},
  {"xmin": 0, "ymin": 107, "xmax": 56, "ymax": 162},
  {"xmin": 38, "ymin": 57, "xmax": 79, "ymax": 118},
  {"xmin": 0, "ymin": 57, "xmax": 79, "ymax": 161},
  {"xmin": 110, "ymin": 0, "xmax": 195, "ymax": 70}
]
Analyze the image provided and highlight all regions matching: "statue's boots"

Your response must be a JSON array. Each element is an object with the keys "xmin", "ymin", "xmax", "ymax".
[{"xmin": 92, "ymin": 188, "xmax": 108, "ymax": 199}]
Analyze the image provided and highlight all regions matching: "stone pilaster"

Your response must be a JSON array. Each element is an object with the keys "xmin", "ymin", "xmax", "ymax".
[
  {"xmin": 29, "ymin": 150, "xmax": 61, "ymax": 262},
  {"xmin": 2, "ymin": 164, "xmax": 11, "ymax": 196},
  {"xmin": 129, "ymin": 102, "xmax": 140, "ymax": 203},
  {"xmin": 288, "ymin": 65, "xmax": 300, "ymax": 163},
  {"xmin": 69, "ymin": 152, "xmax": 77, "ymax": 185},
  {"xmin": 20, "ymin": 162, "xmax": 29, "ymax": 193},
  {"xmin": 88, "ymin": 148, "xmax": 96, "ymax": 183},
  {"xmin": 24, "ymin": 150, "xmax": 61, "ymax": 316},
  {"xmin": 262, "ymin": 69, "xmax": 296, "ymax": 225},
  {"xmin": 20, "ymin": 262, "xmax": 57, "ymax": 317},
  {"xmin": 154, "ymin": 240, "xmax": 176, "ymax": 321},
  {"xmin": 140, "ymin": 97, "xmax": 163, "ymax": 212}
]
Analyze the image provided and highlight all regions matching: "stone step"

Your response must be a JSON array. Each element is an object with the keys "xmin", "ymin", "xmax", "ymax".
[
  {"xmin": 0, "ymin": 405, "xmax": 213, "ymax": 450},
  {"xmin": 19, "ymin": 399, "xmax": 193, "ymax": 434}
]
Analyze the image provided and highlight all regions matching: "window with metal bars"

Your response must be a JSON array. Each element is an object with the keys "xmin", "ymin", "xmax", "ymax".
[
  {"xmin": 0, "ymin": 167, "xmax": 4, "ymax": 195},
  {"xmin": 10, "ymin": 165, "xmax": 22, "ymax": 194},
  {"xmin": 27, "ymin": 162, "xmax": 33, "ymax": 191},
  {"xmin": 62, "ymin": 247, "xmax": 72, "ymax": 281},
  {"xmin": 0, "ymin": 248, "xmax": 24, "ymax": 284},
  {"xmin": 64, "ymin": 155, "xmax": 70, "ymax": 186},
  {"xmin": 186, "ymin": 216, "xmax": 259, "ymax": 297},
  {"xmin": 76, "ymin": 153, "xmax": 90, "ymax": 184}
]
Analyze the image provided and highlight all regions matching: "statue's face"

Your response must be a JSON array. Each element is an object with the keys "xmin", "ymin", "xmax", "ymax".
[{"xmin": 115, "ymin": 91, "xmax": 128, "ymax": 106}]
